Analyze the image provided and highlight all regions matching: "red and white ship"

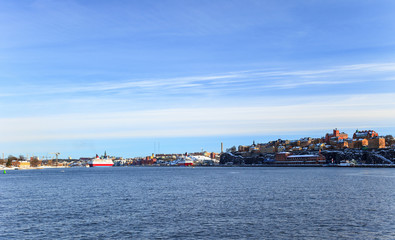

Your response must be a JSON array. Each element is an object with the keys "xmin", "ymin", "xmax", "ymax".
[
  {"xmin": 88, "ymin": 153, "xmax": 113, "ymax": 167},
  {"xmin": 176, "ymin": 156, "xmax": 194, "ymax": 166}
]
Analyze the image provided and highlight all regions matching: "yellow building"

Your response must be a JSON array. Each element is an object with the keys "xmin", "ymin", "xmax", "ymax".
[
  {"xmin": 259, "ymin": 145, "xmax": 275, "ymax": 153},
  {"xmin": 19, "ymin": 161, "xmax": 30, "ymax": 169}
]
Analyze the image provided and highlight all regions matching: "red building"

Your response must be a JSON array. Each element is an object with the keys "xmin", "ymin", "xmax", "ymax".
[
  {"xmin": 210, "ymin": 152, "xmax": 216, "ymax": 159},
  {"xmin": 275, "ymin": 152, "xmax": 291, "ymax": 161},
  {"xmin": 325, "ymin": 129, "xmax": 348, "ymax": 143},
  {"xmin": 275, "ymin": 152, "xmax": 326, "ymax": 165}
]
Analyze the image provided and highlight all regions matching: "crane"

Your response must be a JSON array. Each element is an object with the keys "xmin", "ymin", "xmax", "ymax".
[{"xmin": 49, "ymin": 152, "xmax": 60, "ymax": 165}]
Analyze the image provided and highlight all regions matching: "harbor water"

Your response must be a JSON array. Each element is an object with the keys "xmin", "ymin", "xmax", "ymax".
[{"xmin": 1, "ymin": 167, "xmax": 394, "ymax": 239}]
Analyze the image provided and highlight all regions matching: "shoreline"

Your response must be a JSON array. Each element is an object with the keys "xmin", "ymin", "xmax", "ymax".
[
  {"xmin": 218, "ymin": 164, "xmax": 395, "ymax": 168},
  {"xmin": 1, "ymin": 166, "xmax": 70, "ymax": 170},
  {"xmin": 2, "ymin": 165, "xmax": 395, "ymax": 170},
  {"xmin": 118, "ymin": 164, "xmax": 395, "ymax": 168}
]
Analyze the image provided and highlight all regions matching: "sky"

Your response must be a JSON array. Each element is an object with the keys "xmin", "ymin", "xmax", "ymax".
[{"xmin": 1, "ymin": 0, "xmax": 395, "ymax": 158}]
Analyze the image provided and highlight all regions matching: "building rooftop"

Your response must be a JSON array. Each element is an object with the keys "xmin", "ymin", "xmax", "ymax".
[{"xmin": 287, "ymin": 155, "xmax": 319, "ymax": 158}]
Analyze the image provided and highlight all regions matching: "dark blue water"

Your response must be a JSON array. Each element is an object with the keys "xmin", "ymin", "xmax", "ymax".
[{"xmin": 1, "ymin": 167, "xmax": 394, "ymax": 239}]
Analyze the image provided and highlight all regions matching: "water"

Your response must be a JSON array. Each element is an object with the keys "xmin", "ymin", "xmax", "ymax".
[{"xmin": 1, "ymin": 167, "xmax": 394, "ymax": 239}]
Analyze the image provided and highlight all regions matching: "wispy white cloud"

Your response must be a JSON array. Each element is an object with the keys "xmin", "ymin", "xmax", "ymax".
[
  {"xmin": 1, "ymin": 93, "xmax": 395, "ymax": 142},
  {"xmin": 1, "ymin": 62, "xmax": 395, "ymax": 98},
  {"xmin": 1, "ymin": 62, "xmax": 395, "ymax": 141}
]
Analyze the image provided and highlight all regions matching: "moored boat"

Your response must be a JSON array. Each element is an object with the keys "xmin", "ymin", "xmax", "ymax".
[
  {"xmin": 88, "ymin": 153, "xmax": 114, "ymax": 167},
  {"xmin": 176, "ymin": 156, "xmax": 194, "ymax": 166}
]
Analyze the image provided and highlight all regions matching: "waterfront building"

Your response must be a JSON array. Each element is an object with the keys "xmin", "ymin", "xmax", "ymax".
[
  {"xmin": 19, "ymin": 161, "xmax": 30, "ymax": 168},
  {"xmin": 275, "ymin": 152, "xmax": 326, "ymax": 165},
  {"xmin": 210, "ymin": 152, "xmax": 216, "ymax": 159},
  {"xmin": 275, "ymin": 152, "xmax": 291, "ymax": 161}
]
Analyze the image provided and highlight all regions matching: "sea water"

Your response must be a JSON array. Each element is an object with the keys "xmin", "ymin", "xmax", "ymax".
[{"xmin": 1, "ymin": 167, "xmax": 394, "ymax": 239}]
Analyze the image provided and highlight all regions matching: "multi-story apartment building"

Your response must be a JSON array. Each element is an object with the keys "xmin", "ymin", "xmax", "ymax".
[{"xmin": 353, "ymin": 130, "xmax": 378, "ymax": 139}]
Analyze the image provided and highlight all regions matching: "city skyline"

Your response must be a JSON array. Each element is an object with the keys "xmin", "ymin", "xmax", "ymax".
[{"xmin": 1, "ymin": 0, "xmax": 395, "ymax": 158}]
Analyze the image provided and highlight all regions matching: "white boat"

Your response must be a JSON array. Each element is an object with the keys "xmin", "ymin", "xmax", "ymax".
[
  {"xmin": 176, "ymin": 156, "xmax": 194, "ymax": 166},
  {"xmin": 88, "ymin": 153, "xmax": 113, "ymax": 167}
]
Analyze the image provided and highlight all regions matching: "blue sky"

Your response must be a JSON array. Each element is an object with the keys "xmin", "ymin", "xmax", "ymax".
[{"xmin": 1, "ymin": 0, "xmax": 395, "ymax": 158}]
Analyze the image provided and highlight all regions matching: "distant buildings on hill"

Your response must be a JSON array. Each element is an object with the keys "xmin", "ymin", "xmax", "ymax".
[
  {"xmin": 221, "ymin": 128, "xmax": 395, "ymax": 166},
  {"xmin": 235, "ymin": 129, "xmax": 393, "ymax": 156},
  {"xmin": 2, "ymin": 128, "xmax": 394, "ymax": 168}
]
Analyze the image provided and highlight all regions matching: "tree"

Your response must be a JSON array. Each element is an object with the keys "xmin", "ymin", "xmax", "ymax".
[
  {"xmin": 6, "ymin": 159, "xmax": 12, "ymax": 167},
  {"xmin": 30, "ymin": 158, "xmax": 40, "ymax": 167},
  {"xmin": 226, "ymin": 146, "xmax": 236, "ymax": 152},
  {"xmin": 384, "ymin": 135, "xmax": 395, "ymax": 146},
  {"xmin": 6, "ymin": 155, "xmax": 16, "ymax": 167},
  {"xmin": 385, "ymin": 135, "xmax": 394, "ymax": 140}
]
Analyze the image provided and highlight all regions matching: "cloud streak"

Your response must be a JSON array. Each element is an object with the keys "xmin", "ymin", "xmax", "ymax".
[
  {"xmin": 1, "ymin": 93, "xmax": 395, "ymax": 142},
  {"xmin": 2, "ymin": 62, "xmax": 395, "ymax": 98}
]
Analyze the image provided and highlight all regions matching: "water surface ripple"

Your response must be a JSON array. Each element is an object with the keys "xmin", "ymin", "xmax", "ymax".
[{"xmin": 1, "ymin": 167, "xmax": 394, "ymax": 239}]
